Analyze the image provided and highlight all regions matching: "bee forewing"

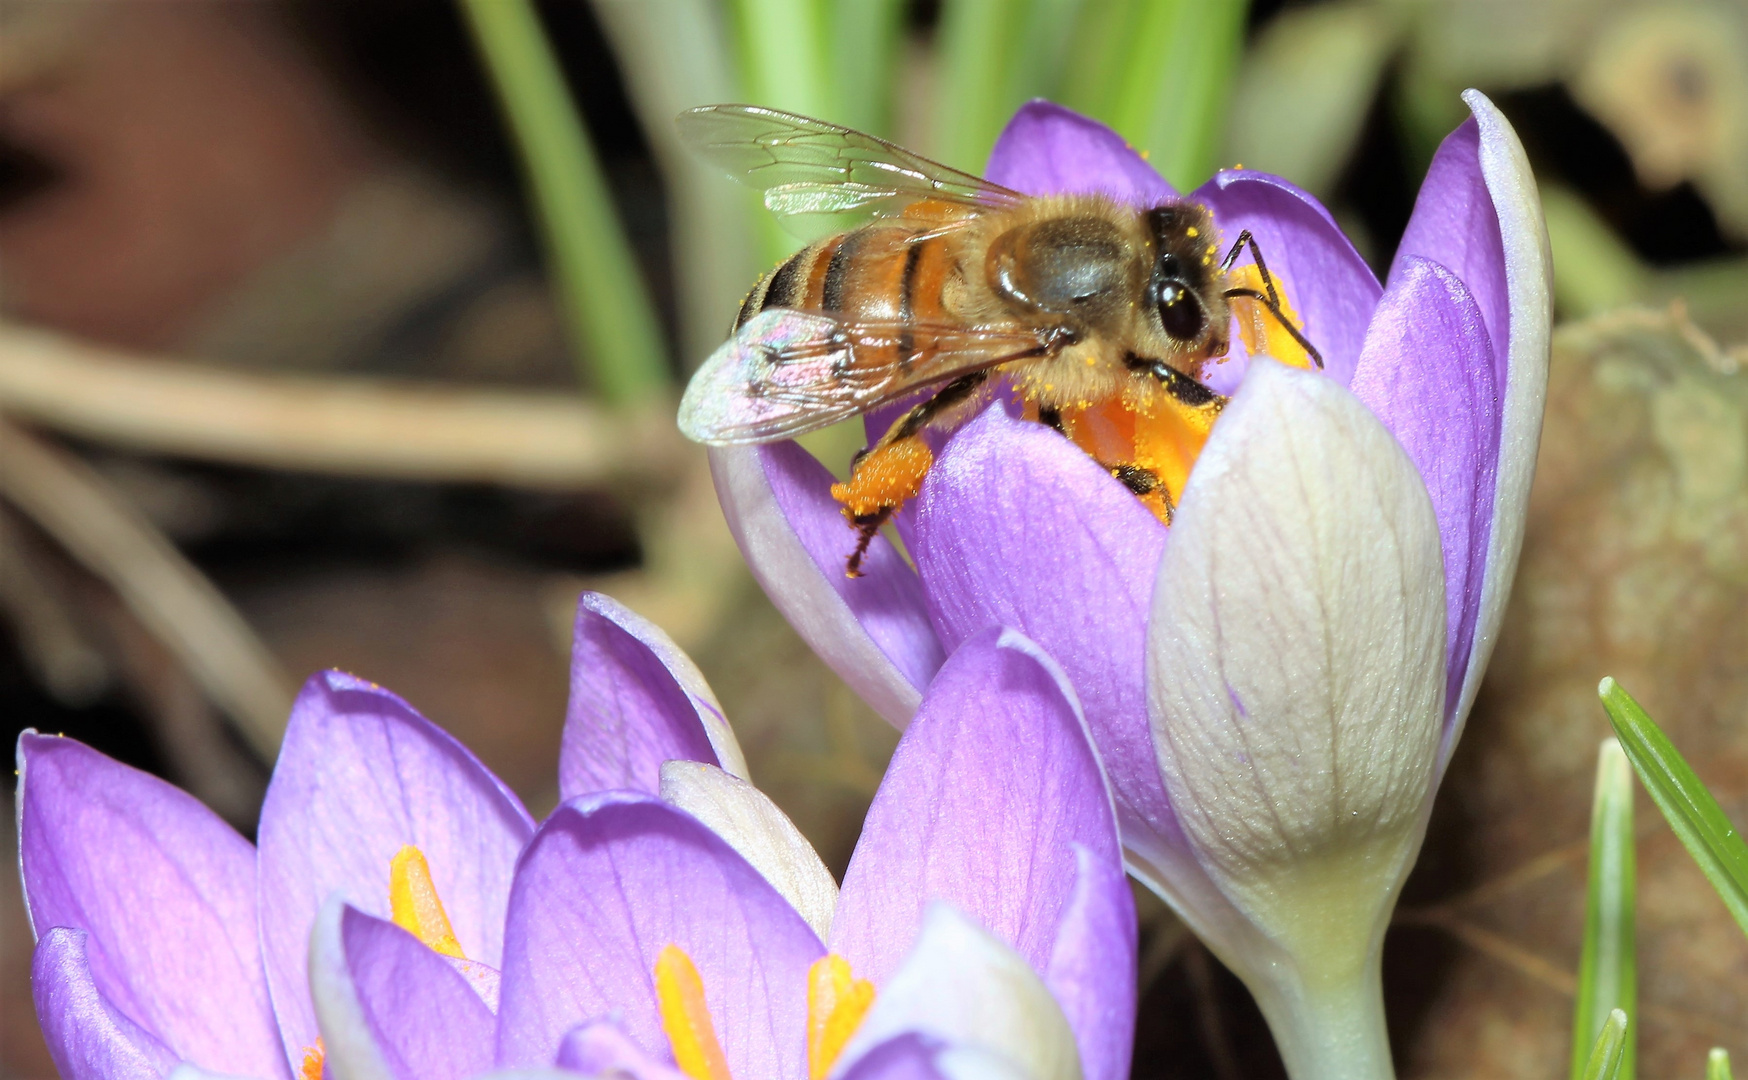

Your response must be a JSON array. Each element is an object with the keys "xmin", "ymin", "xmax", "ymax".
[
  {"xmin": 679, "ymin": 310, "xmax": 869, "ymax": 445},
  {"xmin": 680, "ymin": 308, "xmax": 1051, "ymax": 446},
  {"xmin": 676, "ymin": 105, "xmax": 1023, "ymax": 230}
]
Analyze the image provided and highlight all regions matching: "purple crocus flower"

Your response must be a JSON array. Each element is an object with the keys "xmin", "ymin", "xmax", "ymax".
[
  {"xmin": 708, "ymin": 92, "xmax": 1550, "ymax": 1080},
  {"xmin": 19, "ymin": 594, "xmax": 1134, "ymax": 1080}
]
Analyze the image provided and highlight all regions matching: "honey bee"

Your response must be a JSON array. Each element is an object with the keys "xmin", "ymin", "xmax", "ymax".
[{"xmin": 677, "ymin": 105, "xmax": 1320, "ymax": 576}]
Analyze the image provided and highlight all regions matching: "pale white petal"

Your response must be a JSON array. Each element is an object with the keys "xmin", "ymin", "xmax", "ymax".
[
  {"xmin": 835, "ymin": 905, "xmax": 1081, "ymax": 1080},
  {"xmin": 306, "ymin": 896, "xmax": 395, "ymax": 1080},
  {"xmin": 658, "ymin": 760, "xmax": 839, "ymax": 940},
  {"xmin": 1147, "ymin": 357, "xmax": 1446, "ymax": 957},
  {"xmin": 1453, "ymin": 89, "xmax": 1553, "ymax": 756},
  {"xmin": 709, "ymin": 446, "xmax": 927, "ymax": 727},
  {"xmin": 934, "ymin": 1047, "xmax": 1036, "ymax": 1080}
]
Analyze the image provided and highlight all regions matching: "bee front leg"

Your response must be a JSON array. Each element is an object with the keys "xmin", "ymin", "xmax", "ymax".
[{"xmin": 831, "ymin": 372, "xmax": 989, "ymax": 577}]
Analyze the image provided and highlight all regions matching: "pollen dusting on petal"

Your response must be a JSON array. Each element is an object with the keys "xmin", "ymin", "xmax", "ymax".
[
  {"xmin": 388, "ymin": 845, "xmax": 465, "ymax": 958},
  {"xmin": 300, "ymin": 1038, "xmax": 325, "ymax": 1080},
  {"xmin": 806, "ymin": 954, "xmax": 875, "ymax": 1080},
  {"xmin": 1226, "ymin": 264, "xmax": 1315, "ymax": 372},
  {"xmin": 656, "ymin": 944, "xmax": 734, "ymax": 1080}
]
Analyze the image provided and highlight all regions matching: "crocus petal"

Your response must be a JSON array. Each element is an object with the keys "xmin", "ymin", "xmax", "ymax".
[
  {"xmin": 16, "ymin": 734, "xmax": 285, "ymax": 1078},
  {"xmin": 310, "ymin": 899, "xmax": 496, "ymax": 1080},
  {"xmin": 1042, "ymin": 848, "xmax": 1135, "ymax": 1080},
  {"xmin": 562, "ymin": 591, "xmax": 746, "ymax": 799},
  {"xmin": 1146, "ymin": 359, "xmax": 1445, "ymax": 956},
  {"xmin": 984, "ymin": 100, "xmax": 1175, "ymax": 206},
  {"xmin": 907, "ymin": 405, "xmax": 1184, "ymax": 871},
  {"xmin": 1391, "ymin": 89, "xmax": 1551, "ymax": 755},
  {"xmin": 257, "ymin": 673, "xmax": 535, "ymax": 1069},
  {"xmin": 495, "ymin": 792, "xmax": 824, "ymax": 1073},
  {"xmin": 658, "ymin": 760, "xmax": 839, "ymax": 941},
  {"xmin": 1191, "ymin": 170, "xmax": 1381, "ymax": 390},
  {"xmin": 835, "ymin": 1035, "xmax": 949, "ymax": 1080},
  {"xmin": 710, "ymin": 442, "xmax": 944, "ymax": 727},
  {"xmin": 1350, "ymin": 256, "xmax": 1500, "ymax": 731},
  {"xmin": 556, "ymin": 1020, "xmax": 691, "ymax": 1080},
  {"xmin": 836, "ymin": 905, "xmax": 1080, "ymax": 1080},
  {"xmin": 32, "ymin": 928, "xmax": 179, "ymax": 1080},
  {"xmin": 830, "ymin": 628, "xmax": 1120, "ymax": 987}
]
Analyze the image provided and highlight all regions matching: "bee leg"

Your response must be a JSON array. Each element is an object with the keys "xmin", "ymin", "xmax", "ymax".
[
  {"xmin": 1105, "ymin": 462, "xmax": 1174, "ymax": 526},
  {"xmin": 1217, "ymin": 230, "xmax": 1322, "ymax": 370},
  {"xmin": 830, "ymin": 371, "xmax": 990, "ymax": 577},
  {"xmin": 1038, "ymin": 405, "xmax": 1066, "ymax": 435}
]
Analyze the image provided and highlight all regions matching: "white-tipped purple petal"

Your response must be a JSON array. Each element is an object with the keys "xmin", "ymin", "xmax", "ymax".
[
  {"xmin": 495, "ymin": 792, "xmax": 823, "ymax": 1073},
  {"xmin": 830, "ymin": 628, "xmax": 1121, "ymax": 988},
  {"xmin": 1191, "ymin": 170, "xmax": 1381, "ymax": 390},
  {"xmin": 1042, "ymin": 847, "xmax": 1135, "ymax": 1080},
  {"xmin": 709, "ymin": 442, "xmax": 944, "ymax": 726},
  {"xmin": 257, "ymin": 672, "xmax": 535, "ymax": 1070},
  {"xmin": 562, "ymin": 591, "xmax": 745, "ymax": 798},
  {"xmin": 1399, "ymin": 90, "xmax": 1552, "ymax": 757},
  {"xmin": 985, "ymin": 99, "xmax": 1176, "ymax": 206},
  {"xmin": 308, "ymin": 899, "xmax": 496, "ymax": 1080},
  {"xmin": 556, "ymin": 1020, "xmax": 691, "ymax": 1080},
  {"xmin": 906, "ymin": 405, "xmax": 1183, "ymax": 870},
  {"xmin": 31, "ymin": 928, "xmax": 179, "ymax": 1080},
  {"xmin": 1147, "ymin": 359, "xmax": 1445, "ymax": 956},
  {"xmin": 659, "ymin": 760, "xmax": 839, "ymax": 941},
  {"xmin": 836, "ymin": 905, "xmax": 1080, "ymax": 1080},
  {"xmin": 1350, "ymin": 255, "xmax": 1500, "ymax": 733},
  {"xmin": 16, "ymin": 734, "xmax": 285, "ymax": 1078}
]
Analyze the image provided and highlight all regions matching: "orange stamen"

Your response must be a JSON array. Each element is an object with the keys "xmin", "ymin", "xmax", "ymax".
[
  {"xmin": 388, "ymin": 846, "xmax": 464, "ymax": 959},
  {"xmin": 300, "ymin": 1038, "xmax": 325, "ymax": 1080},
  {"xmin": 1226, "ymin": 263, "xmax": 1315, "ymax": 371},
  {"xmin": 806, "ymin": 955, "xmax": 876, "ymax": 1080},
  {"xmin": 655, "ymin": 945, "xmax": 734, "ymax": 1080}
]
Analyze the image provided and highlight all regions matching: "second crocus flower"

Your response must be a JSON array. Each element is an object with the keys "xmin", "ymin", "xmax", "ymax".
[
  {"xmin": 708, "ymin": 91, "xmax": 1550, "ymax": 1080},
  {"xmin": 20, "ymin": 593, "xmax": 1134, "ymax": 1080}
]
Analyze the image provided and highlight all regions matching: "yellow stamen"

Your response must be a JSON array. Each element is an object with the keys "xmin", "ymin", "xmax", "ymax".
[
  {"xmin": 656, "ymin": 945, "xmax": 734, "ymax": 1080},
  {"xmin": 388, "ymin": 846, "xmax": 464, "ymax": 958},
  {"xmin": 300, "ymin": 1039, "xmax": 325, "ymax": 1080},
  {"xmin": 806, "ymin": 955, "xmax": 876, "ymax": 1080},
  {"xmin": 1226, "ymin": 263, "xmax": 1316, "ymax": 372}
]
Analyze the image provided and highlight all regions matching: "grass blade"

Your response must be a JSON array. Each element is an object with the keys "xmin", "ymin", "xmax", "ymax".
[
  {"xmin": 587, "ymin": 0, "xmax": 760, "ymax": 364},
  {"xmin": 1599, "ymin": 678, "xmax": 1748, "ymax": 937},
  {"xmin": 1571, "ymin": 738, "xmax": 1635, "ymax": 1080},
  {"xmin": 458, "ymin": 0, "xmax": 670, "ymax": 403},
  {"xmin": 825, "ymin": 0, "xmax": 905, "ymax": 135},
  {"xmin": 1582, "ymin": 1011, "xmax": 1630, "ymax": 1080},
  {"xmin": 1103, "ymin": 0, "xmax": 1249, "ymax": 189},
  {"xmin": 1712, "ymin": 1049, "xmax": 1735, "ymax": 1080}
]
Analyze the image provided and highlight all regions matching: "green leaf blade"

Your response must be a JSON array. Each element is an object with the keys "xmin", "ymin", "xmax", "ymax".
[
  {"xmin": 1571, "ymin": 738, "xmax": 1635, "ymax": 1080},
  {"xmin": 1598, "ymin": 678, "xmax": 1748, "ymax": 938},
  {"xmin": 1582, "ymin": 1010, "xmax": 1630, "ymax": 1080},
  {"xmin": 1711, "ymin": 1049, "xmax": 1735, "ymax": 1080},
  {"xmin": 458, "ymin": 0, "xmax": 671, "ymax": 404}
]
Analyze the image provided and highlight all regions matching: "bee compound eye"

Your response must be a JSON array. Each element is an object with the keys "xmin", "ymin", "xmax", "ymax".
[{"xmin": 1156, "ymin": 284, "xmax": 1207, "ymax": 341}]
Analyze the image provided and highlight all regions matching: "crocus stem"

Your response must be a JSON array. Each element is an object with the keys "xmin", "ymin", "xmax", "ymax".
[{"xmin": 1250, "ymin": 955, "xmax": 1396, "ymax": 1080}]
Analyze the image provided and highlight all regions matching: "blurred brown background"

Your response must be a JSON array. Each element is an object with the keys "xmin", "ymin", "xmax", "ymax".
[{"xmin": 2, "ymin": 1, "xmax": 1746, "ymax": 1077}]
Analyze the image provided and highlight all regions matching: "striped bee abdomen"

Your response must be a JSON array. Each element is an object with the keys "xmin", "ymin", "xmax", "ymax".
[{"xmin": 731, "ymin": 223, "xmax": 961, "ymax": 378}]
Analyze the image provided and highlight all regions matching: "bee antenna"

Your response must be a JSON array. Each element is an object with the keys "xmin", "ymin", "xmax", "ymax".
[{"xmin": 1220, "ymin": 287, "xmax": 1324, "ymax": 370}]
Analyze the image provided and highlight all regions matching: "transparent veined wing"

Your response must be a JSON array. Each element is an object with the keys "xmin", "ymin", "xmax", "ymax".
[
  {"xmin": 676, "ymin": 105, "xmax": 1024, "ymax": 234},
  {"xmin": 679, "ymin": 308, "xmax": 1048, "ymax": 444}
]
